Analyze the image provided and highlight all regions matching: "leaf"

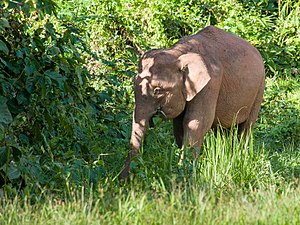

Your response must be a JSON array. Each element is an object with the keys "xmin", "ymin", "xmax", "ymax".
[
  {"xmin": 0, "ymin": 124, "xmax": 4, "ymax": 141},
  {"xmin": 8, "ymin": 164, "xmax": 21, "ymax": 180},
  {"xmin": 45, "ymin": 71, "xmax": 67, "ymax": 90},
  {"xmin": 0, "ymin": 96, "xmax": 13, "ymax": 125},
  {"xmin": 26, "ymin": 76, "xmax": 36, "ymax": 94},
  {"xmin": 24, "ymin": 63, "xmax": 36, "ymax": 76},
  {"xmin": 16, "ymin": 91, "xmax": 29, "ymax": 106},
  {"xmin": 0, "ymin": 147, "xmax": 8, "ymax": 167},
  {"xmin": 16, "ymin": 49, "xmax": 24, "ymax": 58},
  {"xmin": 19, "ymin": 133, "xmax": 29, "ymax": 146},
  {"xmin": 3, "ymin": 0, "xmax": 9, "ymax": 9},
  {"xmin": 25, "ymin": 55, "xmax": 37, "ymax": 72},
  {"xmin": 0, "ymin": 40, "xmax": 9, "ymax": 55},
  {"xmin": 75, "ymin": 66, "xmax": 83, "ymax": 85},
  {"xmin": 48, "ymin": 46, "xmax": 61, "ymax": 56},
  {"xmin": 0, "ymin": 18, "xmax": 10, "ymax": 30}
]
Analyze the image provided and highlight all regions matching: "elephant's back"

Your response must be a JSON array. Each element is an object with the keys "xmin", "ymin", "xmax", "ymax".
[
  {"xmin": 173, "ymin": 26, "xmax": 265, "ymax": 128},
  {"xmin": 176, "ymin": 26, "xmax": 264, "ymax": 77},
  {"xmin": 197, "ymin": 26, "xmax": 263, "ymax": 68}
]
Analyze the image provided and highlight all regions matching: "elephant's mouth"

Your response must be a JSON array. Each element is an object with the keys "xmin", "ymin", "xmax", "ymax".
[
  {"xmin": 149, "ymin": 106, "xmax": 167, "ymax": 128},
  {"xmin": 154, "ymin": 106, "xmax": 167, "ymax": 118}
]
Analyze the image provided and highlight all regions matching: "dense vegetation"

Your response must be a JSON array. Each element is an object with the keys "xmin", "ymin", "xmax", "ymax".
[{"xmin": 0, "ymin": 0, "xmax": 299, "ymax": 224}]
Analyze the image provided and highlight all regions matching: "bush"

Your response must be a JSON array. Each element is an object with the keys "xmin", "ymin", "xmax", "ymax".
[
  {"xmin": 0, "ymin": 1, "xmax": 108, "ymax": 193},
  {"xmin": 55, "ymin": 0, "xmax": 299, "ymax": 78}
]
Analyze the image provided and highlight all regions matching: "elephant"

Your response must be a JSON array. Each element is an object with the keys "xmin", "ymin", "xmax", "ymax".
[{"xmin": 120, "ymin": 25, "xmax": 265, "ymax": 178}]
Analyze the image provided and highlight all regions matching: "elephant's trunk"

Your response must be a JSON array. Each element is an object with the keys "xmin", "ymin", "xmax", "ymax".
[
  {"xmin": 129, "ymin": 116, "xmax": 148, "ymax": 155},
  {"xmin": 120, "ymin": 105, "xmax": 153, "ymax": 178}
]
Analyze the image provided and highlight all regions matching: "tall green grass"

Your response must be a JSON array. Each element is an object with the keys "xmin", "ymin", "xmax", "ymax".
[
  {"xmin": 1, "ymin": 187, "xmax": 300, "ymax": 225},
  {"xmin": 1, "ymin": 130, "xmax": 299, "ymax": 224},
  {"xmin": 197, "ymin": 130, "xmax": 273, "ymax": 191}
]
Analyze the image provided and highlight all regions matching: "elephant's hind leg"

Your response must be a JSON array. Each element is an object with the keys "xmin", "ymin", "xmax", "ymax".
[
  {"xmin": 238, "ymin": 81, "xmax": 264, "ymax": 135},
  {"xmin": 173, "ymin": 111, "xmax": 185, "ymax": 148}
]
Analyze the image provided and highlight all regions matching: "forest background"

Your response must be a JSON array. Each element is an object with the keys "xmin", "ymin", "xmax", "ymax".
[{"xmin": 0, "ymin": 0, "xmax": 299, "ymax": 224}]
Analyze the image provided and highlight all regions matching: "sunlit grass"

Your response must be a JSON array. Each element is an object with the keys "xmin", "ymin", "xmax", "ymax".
[
  {"xmin": 1, "ymin": 81, "xmax": 299, "ymax": 223},
  {"xmin": 1, "ymin": 181, "xmax": 300, "ymax": 225},
  {"xmin": 3, "ymin": 127, "xmax": 299, "ymax": 224}
]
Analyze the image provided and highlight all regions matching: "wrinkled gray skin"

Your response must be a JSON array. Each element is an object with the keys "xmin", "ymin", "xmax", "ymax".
[{"xmin": 120, "ymin": 26, "xmax": 265, "ymax": 178}]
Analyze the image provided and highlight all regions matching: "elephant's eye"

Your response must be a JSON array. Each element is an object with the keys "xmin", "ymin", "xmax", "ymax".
[{"xmin": 153, "ymin": 87, "xmax": 163, "ymax": 97}]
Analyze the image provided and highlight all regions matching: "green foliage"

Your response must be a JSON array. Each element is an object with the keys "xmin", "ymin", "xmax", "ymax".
[
  {"xmin": 0, "ymin": 1, "xmax": 107, "ymax": 192},
  {"xmin": 2, "ymin": 0, "xmax": 58, "ymax": 18},
  {"xmin": 56, "ymin": 0, "xmax": 299, "ymax": 78},
  {"xmin": 258, "ymin": 76, "xmax": 300, "ymax": 145}
]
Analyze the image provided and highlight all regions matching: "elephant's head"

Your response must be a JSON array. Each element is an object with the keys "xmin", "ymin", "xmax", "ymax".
[
  {"xmin": 136, "ymin": 50, "xmax": 211, "ymax": 118},
  {"xmin": 120, "ymin": 50, "xmax": 211, "ymax": 178}
]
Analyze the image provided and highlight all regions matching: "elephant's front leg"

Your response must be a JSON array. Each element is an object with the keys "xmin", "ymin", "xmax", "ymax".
[
  {"xmin": 173, "ymin": 111, "xmax": 185, "ymax": 148},
  {"xmin": 178, "ymin": 118, "xmax": 208, "ymax": 164},
  {"xmin": 182, "ymin": 89, "xmax": 218, "ymax": 159},
  {"xmin": 183, "ymin": 119, "xmax": 211, "ymax": 158}
]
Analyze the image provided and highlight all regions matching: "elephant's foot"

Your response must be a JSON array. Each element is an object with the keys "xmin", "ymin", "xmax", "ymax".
[
  {"xmin": 119, "ymin": 152, "xmax": 138, "ymax": 179},
  {"xmin": 119, "ymin": 156, "xmax": 131, "ymax": 179},
  {"xmin": 119, "ymin": 166, "xmax": 130, "ymax": 179}
]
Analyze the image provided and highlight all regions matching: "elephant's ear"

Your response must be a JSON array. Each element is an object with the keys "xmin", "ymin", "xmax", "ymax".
[{"xmin": 178, "ymin": 53, "xmax": 211, "ymax": 101}]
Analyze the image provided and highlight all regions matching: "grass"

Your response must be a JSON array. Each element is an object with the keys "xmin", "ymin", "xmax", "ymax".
[
  {"xmin": 1, "ymin": 112, "xmax": 299, "ymax": 224},
  {"xmin": 1, "ymin": 172, "xmax": 299, "ymax": 225}
]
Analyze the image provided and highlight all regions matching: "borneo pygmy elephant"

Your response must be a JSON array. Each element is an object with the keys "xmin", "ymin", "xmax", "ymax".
[{"xmin": 120, "ymin": 26, "xmax": 265, "ymax": 178}]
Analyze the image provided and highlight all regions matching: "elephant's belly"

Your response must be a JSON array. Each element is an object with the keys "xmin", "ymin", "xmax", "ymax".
[
  {"xmin": 212, "ymin": 76, "xmax": 260, "ymax": 128},
  {"xmin": 213, "ymin": 95, "xmax": 255, "ymax": 128},
  {"xmin": 213, "ymin": 107, "xmax": 250, "ymax": 128}
]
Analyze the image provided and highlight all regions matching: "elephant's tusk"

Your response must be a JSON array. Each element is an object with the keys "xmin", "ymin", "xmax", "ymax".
[
  {"xmin": 160, "ymin": 110, "xmax": 167, "ymax": 118},
  {"xmin": 157, "ymin": 106, "xmax": 167, "ymax": 118}
]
